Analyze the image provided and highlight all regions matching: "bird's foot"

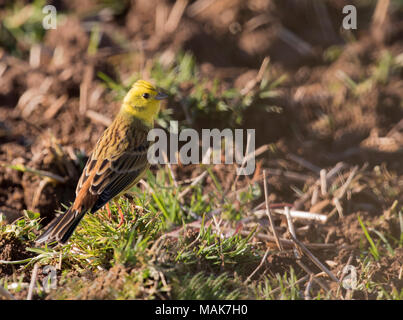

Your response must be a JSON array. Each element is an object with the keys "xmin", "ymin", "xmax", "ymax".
[{"xmin": 106, "ymin": 202, "xmax": 112, "ymax": 220}]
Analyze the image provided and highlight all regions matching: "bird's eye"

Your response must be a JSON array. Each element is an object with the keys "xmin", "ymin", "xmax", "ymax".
[{"xmin": 142, "ymin": 93, "xmax": 150, "ymax": 99}]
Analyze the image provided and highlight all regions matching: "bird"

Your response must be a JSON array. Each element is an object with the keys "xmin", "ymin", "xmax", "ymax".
[{"xmin": 36, "ymin": 80, "xmax": 167, "ymax": 244}]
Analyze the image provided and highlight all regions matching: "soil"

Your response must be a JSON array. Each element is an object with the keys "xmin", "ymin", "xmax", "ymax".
[
  {"xmin": 0, "ymin": 236, "xmax": 34, "ymax": 276},
  {"xmin": 0, "ymin": 0, "xmax": 402, "ymax": 299}
]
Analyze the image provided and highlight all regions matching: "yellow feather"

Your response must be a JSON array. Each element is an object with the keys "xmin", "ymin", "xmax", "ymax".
[
  {"xmin": 121, "ymin": 80, "xmax": 164, "ymax": 125},
  {"xmin": 36, "ymin": 79, "xmax": 167, "ymax": 244}
]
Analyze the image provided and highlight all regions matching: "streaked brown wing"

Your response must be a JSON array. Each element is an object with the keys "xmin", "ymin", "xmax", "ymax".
[
  {"xmin": 89, "ymin": 147, "xmax": 149, "ymax": 212},
  {"xmin": 74, "ymin": 119, "xmax": 150, "ymax": 213}
]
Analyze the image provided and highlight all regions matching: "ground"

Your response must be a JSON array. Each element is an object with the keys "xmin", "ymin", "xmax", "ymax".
[{"xmin": 0, "ymin": 0, "xmax": 402, "ymax": 300}]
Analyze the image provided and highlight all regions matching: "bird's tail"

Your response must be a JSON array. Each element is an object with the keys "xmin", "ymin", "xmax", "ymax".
[{"xmin": 36, "ymin": 208, "xmax": 85, "ymax": 245}]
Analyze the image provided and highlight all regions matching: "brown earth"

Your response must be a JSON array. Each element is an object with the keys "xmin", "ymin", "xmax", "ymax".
[{"xmin": 0, "ymin": 0, "xmax": 402, "ymax": 298}]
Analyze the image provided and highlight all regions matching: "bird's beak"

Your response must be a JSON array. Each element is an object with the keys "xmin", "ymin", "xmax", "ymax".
[{"xmin": 155, "ymin": 91, "xmax": 168, "ymax": 100}]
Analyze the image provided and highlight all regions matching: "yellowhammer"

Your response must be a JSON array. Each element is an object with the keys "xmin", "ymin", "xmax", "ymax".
[{"xmin": 36, "ymin": 80, "xmax": 167, "ymax": 244}]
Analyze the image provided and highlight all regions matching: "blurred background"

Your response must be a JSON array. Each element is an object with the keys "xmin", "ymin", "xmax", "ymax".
[
  {"xmin": 1, "ymin": 0, "xmax": 402, "ymax": 221},
  {"xmin": 0, "ymin": 0, "xmax": 402, "ymax": 300}
]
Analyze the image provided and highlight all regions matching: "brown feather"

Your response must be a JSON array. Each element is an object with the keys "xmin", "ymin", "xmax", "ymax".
[{"xmin": 36, "ymin": 115, "xmax": 151, "ymax": 244}]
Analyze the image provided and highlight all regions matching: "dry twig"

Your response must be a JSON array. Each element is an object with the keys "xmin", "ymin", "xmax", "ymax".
[
  {"xmin": 86, "ymin": 110, "xmax": 112, "ymax": 127},
  {"xmin": 263, "ymin": 170, "xmax": 283, "ymax": 251},
  {"xmin": 27, "ymin": 263, "xmax": 39, "ymax": 300},
  {"xmin": 296, "ymin": 260, "xmax": 333, "ymax": 297},
  {"xmin": 244, "ymin": 248, "xmax": 270, "ymax": 284},
  {"xmin": 238, "ymin": 230, "xmax": 336, "ymax": 250},
  {"xmin": 290, "ymin": 233, "xmax": 339, "ymax": 284},
  {"xmin": 165, "ymin": 0, "xmax": 189, "ymax": 34}
]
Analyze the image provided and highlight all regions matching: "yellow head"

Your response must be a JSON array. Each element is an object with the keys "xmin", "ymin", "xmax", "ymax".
[{"xmin": 121, "ymin": 80, "xmax": 167, "ymax": 125}]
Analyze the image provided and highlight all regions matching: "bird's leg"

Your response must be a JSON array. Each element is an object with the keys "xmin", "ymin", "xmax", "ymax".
[
  {"xmin": 106, "ymin": 203, "xmax": 112, "ymax": 219},
  {"xmin": 105, "ymin": 201, "xmax": 123, "ymax": 227},
  {"xmin": 116, "ymin": 203, "xmax": 125, "ymax": 228}
]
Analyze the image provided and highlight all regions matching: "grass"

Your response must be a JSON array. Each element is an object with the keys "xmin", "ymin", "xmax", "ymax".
[
  {"xmin": 0, "ymin": 0, "xmax": 57, "ymax": 57},
  {"xmin": 1, "ymin": 1, "xmax": 403, "ymax": 300},
  {"xmin": 98, "ymin": 51, "xmax": 286, "ymax": 129},
  {"xmin": 1, "ymin": 162, "xmax": 402, "ymax": 299},
  {"xmin": 0, "ymin": 166, "xmax": 268, "ymax": 299},
  {"xmin": 2, "ymin": 49, "xmax": 403, "ymax": 299},
  {"xmin": 358, "ymin": 215, "xmax": 380, "ymax": 261},
  {"xmin": 336, "ymin": 49, "xmax": 403, "ymax": 97},
  {"xmin": 0, "ymin": 161, "xmax": 263, "ymax": 298},
  {"xmin": 0, "ymin": 47, "xmax": 292, "ymax": 299}
]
